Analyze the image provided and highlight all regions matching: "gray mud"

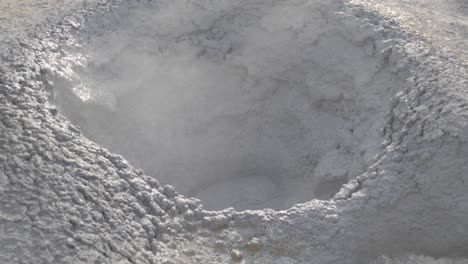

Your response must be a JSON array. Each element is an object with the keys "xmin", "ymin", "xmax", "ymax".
[{"xmin": 1, "ymin": 0, "xmax": 468, "ymax": 263}]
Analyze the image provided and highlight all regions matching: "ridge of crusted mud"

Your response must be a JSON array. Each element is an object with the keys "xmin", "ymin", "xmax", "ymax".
[{"xmin": 0, "ymin": 0, "xmax": 467, "ymax": 263}]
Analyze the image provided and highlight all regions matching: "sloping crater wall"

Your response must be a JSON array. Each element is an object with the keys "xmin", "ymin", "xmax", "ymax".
[{"xmin": 53, "ymin": 0, "xmax": 403, "ymax": 210}]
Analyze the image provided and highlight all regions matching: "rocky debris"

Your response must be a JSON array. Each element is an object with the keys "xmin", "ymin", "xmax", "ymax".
[
  {"xmin": 247, "ymin": 237, "xmax": 261, "ymax": 253},
  {"xmin": 230, "ymin": 249, "xmax": 244, "ymax": 262}
]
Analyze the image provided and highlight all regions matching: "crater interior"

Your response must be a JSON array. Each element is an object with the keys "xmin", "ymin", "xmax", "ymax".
[{"xmin": 54, "ymin": 0, "xmax": 400, "ymax": 210}]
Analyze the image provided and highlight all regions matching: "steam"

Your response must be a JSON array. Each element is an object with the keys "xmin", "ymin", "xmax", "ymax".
[{"xmin": 56, "ymin": 0, "xmax": 395, "ymax": 210}]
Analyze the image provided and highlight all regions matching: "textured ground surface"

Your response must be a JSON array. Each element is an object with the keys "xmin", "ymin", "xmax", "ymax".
[
  {"xmin": 1, "ymin": 0, "xmax": 468, "ymax": 264},
  {"xmin": 0, "ymin": 0, "xmax": 98, "ymax": 40},
  {"xmin": 351, "ymin": 0, "xmax": 468, "ymax": 62}
]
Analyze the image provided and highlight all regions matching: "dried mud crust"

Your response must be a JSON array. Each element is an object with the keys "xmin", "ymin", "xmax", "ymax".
[
  {"xmin": 350, "ymin": 0, "xmax": 468, "ymax": 62},
  {"xmin": 0, "ymin": 0, "xmax": 98, "ymax": 40},
  {"xmin": 0, "ymin": 0, "xmax": 467, "ymax": 264}
]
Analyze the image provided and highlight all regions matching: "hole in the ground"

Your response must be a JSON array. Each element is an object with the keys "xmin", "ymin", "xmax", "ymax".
[{"xmin": 53, "ymin": 1, "xmax": 400, "ymax": 211}]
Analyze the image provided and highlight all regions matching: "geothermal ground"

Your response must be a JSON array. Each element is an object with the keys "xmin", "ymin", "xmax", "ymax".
[{"xmin": 1, "ymin": 0, "xmax": 468, "ymax": 263}]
